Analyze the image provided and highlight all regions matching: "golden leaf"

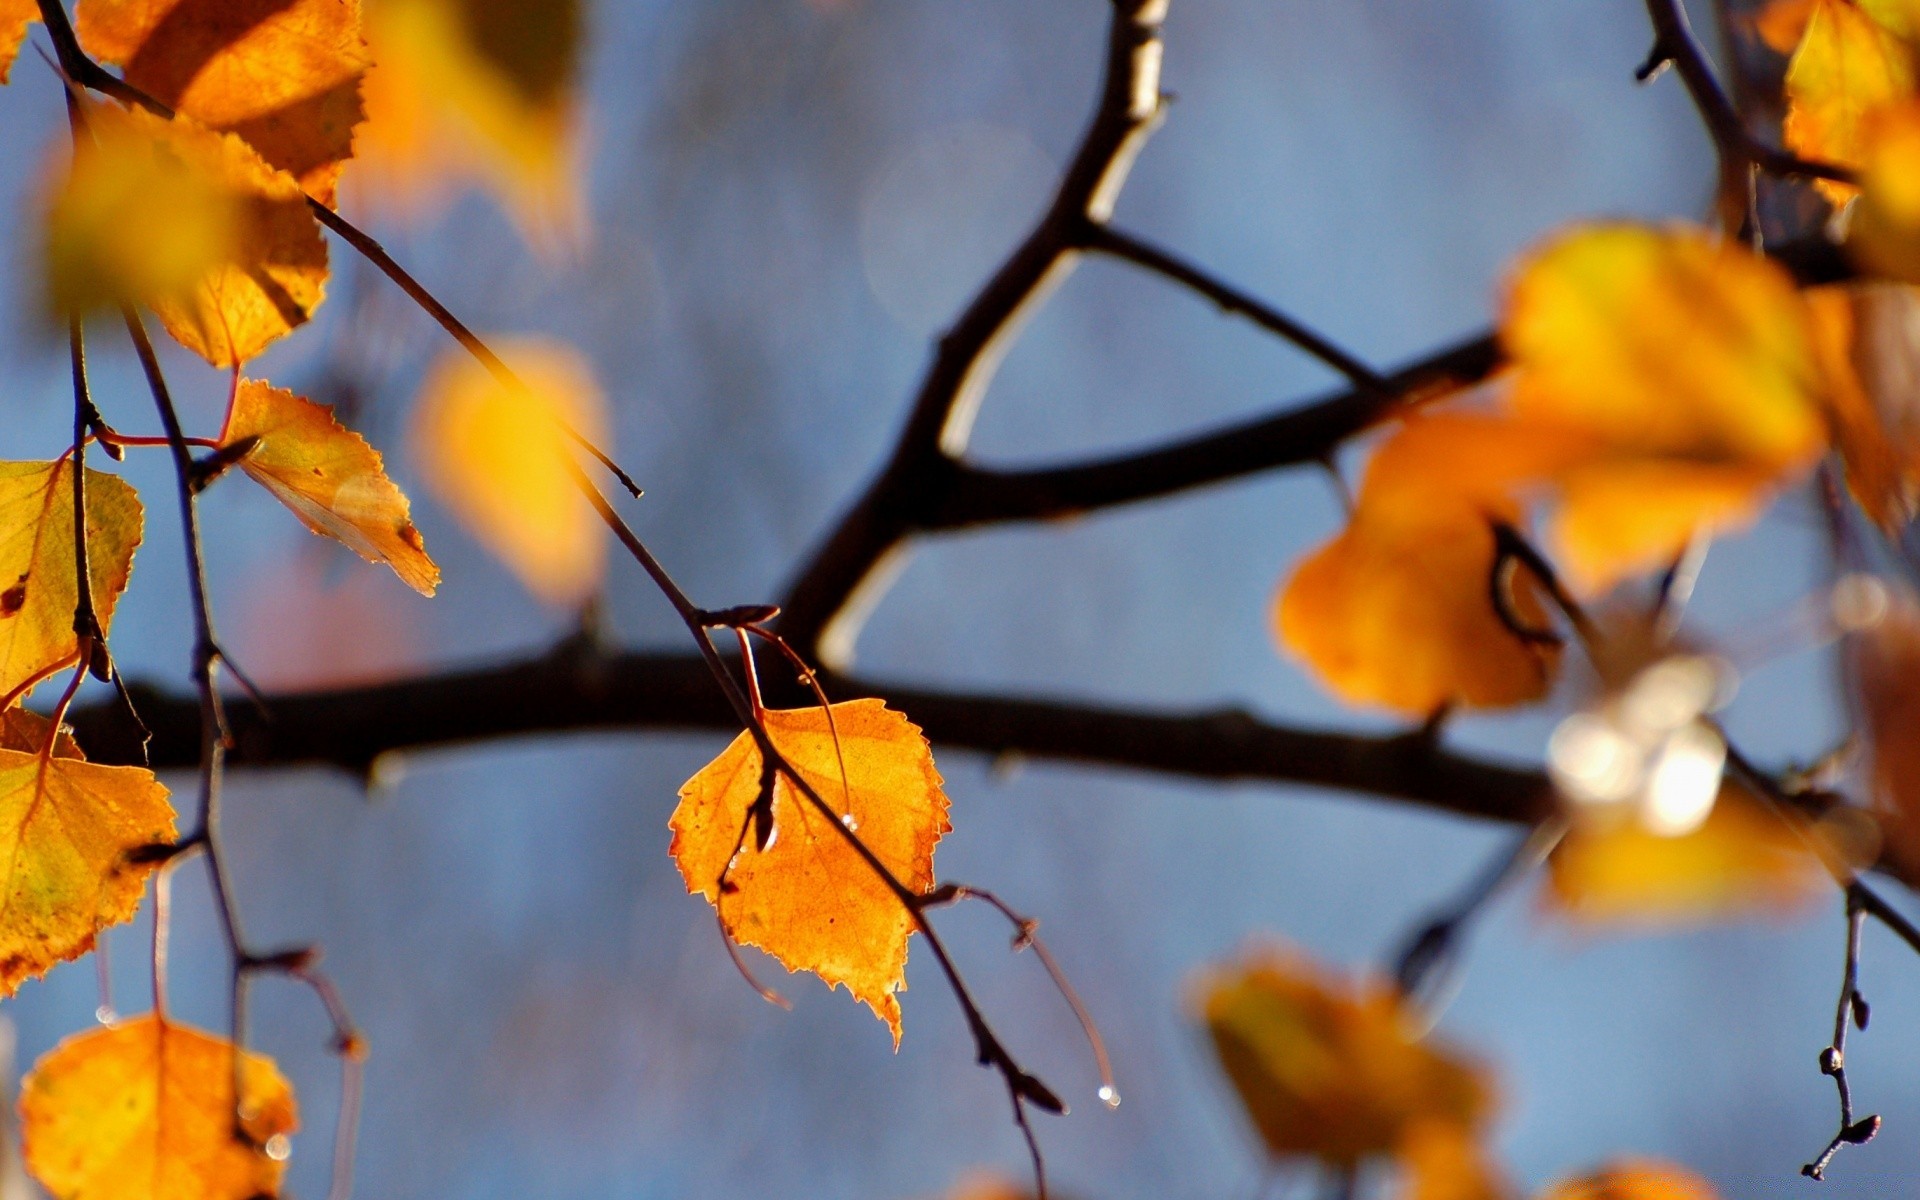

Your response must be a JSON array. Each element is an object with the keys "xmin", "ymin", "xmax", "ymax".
[
  {"xmin": 0, "ymin": 746, "xmax": 175, "ymax": 995},
  {"xmin": 356, "ymin": 0, "xmax": 582, "ymax": 240},
  {"xmin": 0, "ymin": 0, "xmax": 35, "ymax": 84},
  {"xmin": 75, "ymin": 0, "xmax": 371, "ymax": 203},
  {"xmin": 1754, "ymin": 0, "xmax": 1820, "ymax": 53},
  {"xmin": 47, "ymin": 101, "xmax": 328, "ymax": 365},
  {"xmin": 1502, "ymin": 224, "xmax": 1828, "ymax": 593},
  {"xmin": 0, "ymin": 460, "xmax": 142, "ymax": 705},
  {"xmin": 1807, "ymin": 282, "xmax": 1920, "ymax": 529},
  {"xmin": 1196, "ymin": 945, "xmax": 1496, "ymax": 1171},
  {"xmin": 1536, "ymin": 1159, "xmax": 1719, "ymax": 1200},
  {"xmin": 1545, "ymin": 783, "xmax": 1837, "ymax": 925},
  {"xmin": 1276, "ymin": 413, "xmax": 1566, "ymax": 716},
  {"xmin": 670, "ymin": 699, "xmax": 951, "ymax": 1045},
  {"xmin": 224, "ymin": 379, "xmax": 438, "ymax": 595},
  {"xmin": 21, "ymin": 1015, "xmax": 297, "ymax": 1200},
  {"xmin": 1850, "ymin": 98, "xmax": 1920, "ymax": 281},
  {"xmin": 1782, "ymin": 0, "xmax": 1916, "ymax": 205},
  {"xmin": 410, "ymin": 337, "xmax": 607, "ymax": 605}
]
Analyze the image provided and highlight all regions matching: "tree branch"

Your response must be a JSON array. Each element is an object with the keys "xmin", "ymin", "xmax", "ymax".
[{"xmin": 63, "ymin": 650, "xmax": 1553, "ymax": 828}]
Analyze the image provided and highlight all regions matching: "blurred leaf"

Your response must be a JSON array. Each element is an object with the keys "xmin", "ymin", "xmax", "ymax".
[
  {"xmin": 224, "ymin": 379, "xmax": 439, "ymax": 595},
  {"xmin": 671, "ymin": 699, "xmax": 951, "ymax": 1045},
  {"xmin": 0, "ymin": 745, "xmax": 175, "ymax": 996},
  {"xmin": 1503, "ymin": 224, "xmax": 1828, "ymax": 593},
  {"xmin": 1755, "ymin": 0, "xmax": 1820, "ymax": 53},
  {"xmin": 1545, "ymin": 783, "xmax": 1841, "ymax": 925},
  {"xmin": 1276, "ymin": 413, "xmax": 1565, "ymax": 716},
  {"xmin": 0, "ymin": 460, "xmax": 141, "ymax": 704},
  {"xmin": 1850, "ymin": 98, "xmax": 1920, "ymax": 279},
  {"xmin": 21, "ymin": 1015, "xmax": 296, "ymax": 1200},
  {"xmin": 1782, "ymin": 0, "xmax": 1916, "ymax": 205},
  {"xmin": 410, "ymin": 337, "xmax": 605, "ymax": 605},
  {"xmin": 1807, "ymin": 282, "xmax": 1920, "ymax": 529},
  {"xmin": 1196, "ymin": 945, "xmax": 1497, "ymax": 1177},
  {"xmin": 0, "ymin": 0, "xmax": 35, "ymax": 83},
  {"xmin": 357, "ymin": 0, "xmax": 582, "ymax": 240},
  {"xmin": 1536, "ymin": 1159, "xmax": 1719, "ymax": 1200},
  {"xmin": 1851, "ymin": 586, "xmax": 1920, "ymax": 878},
  {"xmin": 75, "ymin": 0, "xmax": 371, "ymax": 203}
]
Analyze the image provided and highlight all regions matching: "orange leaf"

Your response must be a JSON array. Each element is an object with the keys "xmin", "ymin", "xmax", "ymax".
[
  {"xmin": 1544, "ymin": 783, "xmax": 1839, "ymax": 926},
  {"xmin": 223, "ymin": 380, "xmax": 438, "ymax": 595},
  {"xmin": 1754, "ymin": 0, "xmax": 1820, "ymax": 53},
  {"xmin": 410, "ymin": 337, "xmax": 607, "ymax": 605},
  {"xmin": 1536, "ymin": 1159, "xmax": 1719, "ymax": 1200},
  {"xmin": 1807, "ymin": 282, "xmax": 1920, "ymax": 529},
  {"xmin": 1195, "ymin": 944, "xmax": 1496, "ymax": 1170},
  {"xmin": 47, "ymin": 101, "xmax": 328, "ymax": 365},
  {"xmin": 356, "ymin": 0, "xmax": 582, "ymax": 241},
  {"xmin": 0, "ymin": 0, "xmax": 35, "ymax": 84},
  {"xmin": 1781, "ymin": 0, "xmax": 1916, "ymax": 205},
  {"xmin": 21, "ymin": 1015, "xmax": 297, "ymax": 1200},
  {"xmin": 1276, "ymin": 413, "xmax": 1564, "ymax": 716},
  {"xmin": 1399, "ymin": 1120, "xmax": 1511, "ymax": 1200},
  {"xmin": 0, "ymin": 460, "xmax": 142, "ymax": 705},
  {"xmin": 75, "ymin": 0, "xmax": 371, "ymax": 203},
  {"xmin": 1850, "ymin": 585, "xmax": 1920, "ymax": 878},
  {"xmin": 1502, "ymin": 224, "xmax": 1828, "ymax": 592},
  {"xmin": 670, "ymin": 699, "xmax": 951, "ymax": 1044},
  {"xmin": 0, "ymin": 746, "xmax": 175, "ymax": 995},
  {"xmin": 1850, "ymin": 98, "xmax": 1920, "ymax": 281}
]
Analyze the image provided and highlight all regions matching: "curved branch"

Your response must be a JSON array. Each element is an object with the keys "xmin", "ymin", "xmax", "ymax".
[{"xmin": 63, "ymin": 650, "xmax": 1552, "ymax": 828}]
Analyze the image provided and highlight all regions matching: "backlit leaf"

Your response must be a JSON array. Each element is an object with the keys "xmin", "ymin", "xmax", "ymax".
[
  {"xmin": 1502, "ymin": 224, "xmax": 1828, "ymax": 592},
  {"xmin": 1536, "ymin": 1159, "xmax": 1719, "ymax": 1200},
  {"xmin": 21, "ymin": 1015, "xmax": 296, "ymax": 1200},
  {"xmin": 47, "ymin": 102, "xmax": 328, "ymax": 365},
  {"xmin": 356, "ymin": 0, "xmax": 582, "ymax": 240},
  {"xmin": 1782, "ymin": 0, "xmax": 1916, "ymax": 205},
  {"xmin": 75, "ymin": 0, "xmax": 371, "ymax": 203},
  {"xmin": 410, "ymin": 338, "xmax": 606, "ymax": 605},
  {"xmin": 1807, "ymin": 282, "xmax": 1920, "ymax": 529},
  {"xmin": 1196, "ymin": 945, "xmax": 1496, "ymax": 1172},
  {"xmin": 670, "ymin": 699, "xmax": 951, "ymax": 1045},
  {"xmin": 1276, "ymin": 413, "xmax": 1565, "ymax": 716},
  {"xmin": 0, "ymin": 747, "xmax": 175, "ymax": 995},
  {"xmin": 223, "ymin": 379, "xmax": 439, "ymax": 595},
  {"xmin": 1850, "ymin": 98, "xmax": 1920, "ymax": 280},
  {"xmin": 0, "ymin": 460, "xmax": 142, "ymax": 705},
  {"xmin": 1545, "ymin": 783, "xmax": 1839, "ymax": 925},
  {"xmin": 0, "ymin": 0, "xmax": 35, "ymax": 83}
]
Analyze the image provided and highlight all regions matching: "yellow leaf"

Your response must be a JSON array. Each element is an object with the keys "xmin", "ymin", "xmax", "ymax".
[
  {"xmin": 0, "ymin": 708, "xmax": 81, "ymax": 758},
  {"xmin": 410, "ymin": 338, "xmax": 607, "ymax": 605},
  {"xmin": 1502, "ymin": 224, "xmax": 1828, "ymax": 593},
  {"xmin": 21, "ymin": 1015, "xmax": 297, "ymax": 1200},
  {"xmin": 0, "ymin": 0, "xmax": 35, "ymax": 84},
  {"xmin": 1782, "ymin": 0, "xmax": 1917, "ymax": 205},
  {"xmin": 75, "ymin": 0, "xmax": 371, "ymax": 204},
  {"xmin": 224, "ymin": 380, "xmax": 438, "ymax": 595},
  {"xmin": 1536, "ymin": 1159, "xmax": 1719, "ymax": 1200},
  {"xmin": 0, "ymin": 460, "xmax": 142, "ymax": 705},
  {"xmin": 670, "ymin": 699, "xmax": 951, "ymax": 1045},
  {"xmin": 1545, "ymin": 784, "xmax": 1838, "ymax": 925},
  {"xmin": 1807, "ymin": 282, "xmax": 1920, "ymax": 529},
  {"xmin": 1399, "ymin": 1120, "xmax": 1512, "ymax": 1200},
  {"xmin": 0, "ymin": 748, "xmax": 175, "ymax": 995},
  {"xmin": 1276, "ymin": 413, "xmax": 1565, "ymax": 716},
  {"xmin": 46, "ymin": 101, "xmax": 328, "ymax": 366},
  {"xmin": 1755, "ymin": 0, "xmax": 1820, "ymax": 53},
  {"xmin": 1196, "ymin": 944, "xmax": 1496, "ymax": 1170},
  {"xmin": 356, "ymin": 0, "xmax": 582, "ymax": 241},
  {"xmin": 1850, "ymin": 98, "xmax": 1920, "ymax": 280}
]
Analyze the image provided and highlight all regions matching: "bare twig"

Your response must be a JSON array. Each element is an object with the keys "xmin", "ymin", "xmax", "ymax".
[{"xmin": 1804, "ymin": 887, "xmax": 1879, "ymax": 1180}]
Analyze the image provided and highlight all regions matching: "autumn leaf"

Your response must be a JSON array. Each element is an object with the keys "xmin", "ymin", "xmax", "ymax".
[
  {"xmin": 1849, "ymin": 98, "xmax": 1920, "ymax": 280},
  {"xmin": 1276, "ymin": 412, "xmax": 1566, "ymax": 716},
  {"xmin": 670, "ymin": 699, "xmax": 951, "ymax": 1044},
  {"xmin": 357, "ymin": 0, "xmax": 582, "ymax": 240},
  {"xmin": 0, "ymin": 707, "xmax": 81, "ymax": 758},
  {"xmin": 223, "ymin": 380, "xmax": 438, "ymax": 595},
  {"xmin": 1849, "ymin": 583, "xmax": 1920, "ymax": 879},
  {"xmin": 1536, "ymin": 1159, "xmax": 1719, "ymax": 1200},
  {"xmin": 1544, "ymin": 783, "xmax": 1843, "ymax": 925},
  {"xmin": 410, "ymin": 337, "xmax": 607, "ymax": 605},
  {"xmin": 1781, "ymin": 0, "xmax": 1916, "ymax": 204},
  {"xmin": 1196, "ymin": 944, "xmax": 1498, "ymax": 1184},
  {"xmin": 0, "ymin": 0, "xmax": 35, "ymax": 84},
  {"xmin": 0, "ymin": 743, "xmax": 175, "ymax": 995},
  {"xmin": 1807, "ymin": 282, "xmax": 1920, "ymax": 530},
  {"xmin": 21, "ymin": 1015, "xmax": 297, "ymax": 1200},
  {"xmin": 1755, "ymin": 0, "xmax": 1820, "ymax": 52},
  {"xmin": 1502, "ymin": 224, "xmax": 1829, "ymax": 593},
  {"xmin": 47, "ymin": 101, "xmax": 328, "ymax": 365},
  {"xmin": 75, "ymin": 0, "xmax": 371, "ymax": 203},
  {"xmin": 0, "ymin": 460, "xmax": 142, "ymax": 705}
]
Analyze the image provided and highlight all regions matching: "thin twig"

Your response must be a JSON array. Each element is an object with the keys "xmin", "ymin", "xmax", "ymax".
[{"xmin": 1804, "ymin": 887, "xmax": 1878, "ymax": 1180}]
